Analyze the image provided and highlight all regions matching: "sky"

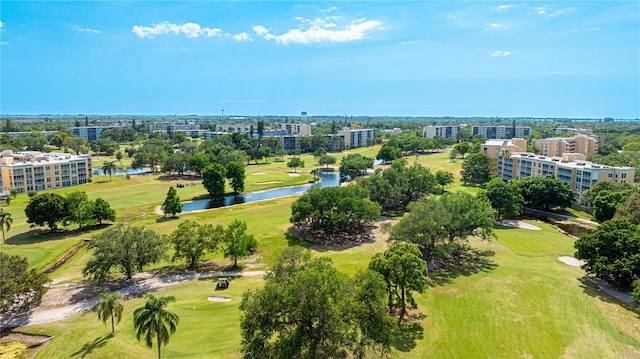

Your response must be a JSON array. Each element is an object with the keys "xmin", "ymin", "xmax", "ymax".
[{"xmin": 0, "ymin": 1, "xmax": 638, "ymax": 118}]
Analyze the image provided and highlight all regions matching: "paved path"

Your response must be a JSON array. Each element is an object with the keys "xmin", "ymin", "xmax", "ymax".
[{"xmin": 1, "ymin": 270, "xmax": 267, "ymax": 328}]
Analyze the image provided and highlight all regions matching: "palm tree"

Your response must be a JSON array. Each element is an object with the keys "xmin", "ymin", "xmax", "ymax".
[
  {"xmin": 92, "ymin": 291, "xmax": 124, "ymax": 334},
  {"xmin": 102, "ymin": 161, "xmax": 118, "ymax": 182},
  {"xmin": 133, "ymin": 295, "xmax": 180, "ymax": 359},
  {"xmin": 0, "ymin": 209, "xmax": 12, "ymax": 244}
]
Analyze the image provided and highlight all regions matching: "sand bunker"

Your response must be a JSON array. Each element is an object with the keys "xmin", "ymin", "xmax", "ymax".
[
  {"xmin": 255, "ymin": 181, "xmax": 282, "ymax": 185},
  {"xmin": 288, "ymin": 173, "xmax": 301, "ymax": 177},
  {"xmin": 498, "ymin": 220, "xmax": 541, "ymax": 231},
  {"xmin": 251, "ymin": 172, "xmax": 267, "ymax": 175},
  {"xmin": 558, "ymin": 256, "xmax": 585, "ymax": 267},
  {"xmin": 208, "ymin": 296, "xmax": 232, "ymax": 302}
]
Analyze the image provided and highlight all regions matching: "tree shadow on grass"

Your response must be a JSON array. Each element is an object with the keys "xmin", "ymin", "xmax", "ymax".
[
  {"xmin": 6, "ymin": 224, "xmax": 111, "ymax": 245},
  {"xmin": 393, "ymin": 313, "xmax": 426, "ymax": 352},
  {"xmin": 284, "ymin": 225, "xmax": 376, "ymax": 252},
  {"xmin": 577, "ymin": 276, "xmax": 638, "ymax": 314},
  {"xmin": 71, "ymin": 333, "xmax": 113, "ymax": 358},
  {"xmin": 155, "ymin": 216, "xmax": 180, "ymax": 224},
  {"xmin": 428, "ymin": 245, "xmax": 497, "ymax": 287}
]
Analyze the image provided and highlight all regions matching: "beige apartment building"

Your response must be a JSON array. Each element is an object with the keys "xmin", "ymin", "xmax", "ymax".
[
  {"xmin": 534, "ymin": 134, "xmax": 598, "ymax": 157},
  {"xmin": 497, "ymin": 152, "xmax": 634, "ymax": 197},
  {"xmin": 481, "ymin": 138, "xmax": 527, "ymax": 157},
  {"xmin": 0, "ymin": 150, "xmax": 92, "ymax": 193}
]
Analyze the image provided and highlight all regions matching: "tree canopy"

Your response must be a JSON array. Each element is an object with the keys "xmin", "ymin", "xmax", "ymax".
[
  {"xmin": 84, "ymin": 226, "xmax": 166, "ymax": 283},
  {"xmin": 290, "ymin": 186, "xmax": 380, "ymax": 234},
  {"xmin": 369, "ymin": 242, "xmax": 429, "ymax": 322},
  {"xmin": 239, "ymin": 247, "xmax": 395, "ymax": 359},
  {"xmin": 481, "ymin": 177, "xmax": 523, "ymax": 221},
  {"xmin": 134, "ymin": 294, "xmax": 180, "ymax": 359},
  {"xmin": 339, "ymin": 154, "xmax": 374, "ymax": 179},
  {"xmin": 461, "ymin": 152, "xmax": 495, "ymax": 185},
  {"xmin": 161, "ymin": 187, "xmax": 183, "ymax": 218},
  {"xmin": 575, "ymin": 219, "xmax": 640, "ymax": 290},
  {"xmin": 202, "ymin": 163, "xmax": 227, "ymax": 200},
  {"xmin": 514, "ymin": 175, "xmax": 574, "ymax": 211},
  {"xmin": 169, "ymin": 220, "xmax": 224, "ymax": 269},
  {"xmin": 25, "ymin": 192, "xmax": 68, "ymax": 230},
  {"xmin": 226, "ymin": 161, "xmax": 246, "ymax": 195},
  {"xmin": 0, "ymin": 253, "xmax": 50, "ymax": 312},
  {"xmin": 223, "ymin": 219, "xmax": 256, "ymax": 269}
]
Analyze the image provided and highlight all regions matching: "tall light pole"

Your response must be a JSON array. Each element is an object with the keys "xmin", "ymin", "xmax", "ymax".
[{"xmin": 221, "ymin": 109, "xmax": 224, "ymax": 120}]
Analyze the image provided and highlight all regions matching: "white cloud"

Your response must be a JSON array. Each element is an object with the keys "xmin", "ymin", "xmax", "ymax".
[
  {"xmin": 132, "ymin": 21, "xmax": 222, "ymax": 39},
  {"xmin": 232, "ymin": 32, "xmax": 252, "ymax": 42},
  {"xmin": 535, "ymin": 6, "xmax": 547, "ymax": 15},
  {"xmin": 571, "ymin": 27, "xmax": 600, "ymax": 32},
  {"xmin": 72, "ymin": 25, "xmax": 100, "ymax": 34},
  {"xmin": 0, "ymin": 21, "xmax": 4, "ymax": 28},
  {"xmin": 487, "ymin": 50, "xmax": 512, "ymax": 57},
  {"xmin": 497, "ymin": 4, "xmax": 512, "ymax": 10},
  {"xmin": 1, "ymin": 41, "xmax": 8, "ymax": 46},
  {"xmin": 535, "ymin": 6, "xmax": 568, "ymax": 17},
  {"xmin": 253, "ymin": 17, "xmax": 382, "ymax": 45},
  {"xmin": 485, "ymin": 23, "xmax": 509, "ymax": 30},
  {"xmin": 322, "ymin": 6, "xmax": 338, "ymax": 13}
]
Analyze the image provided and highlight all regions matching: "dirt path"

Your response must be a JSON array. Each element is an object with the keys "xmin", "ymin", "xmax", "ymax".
[{"xmin": 1, "ymin": 270, "xmax": 267, "ymax": 328}]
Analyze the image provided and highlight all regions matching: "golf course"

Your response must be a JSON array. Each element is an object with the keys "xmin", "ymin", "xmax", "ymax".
[{"xmin": 1, "ymin": 148, "xmax": 639, "ymax": 358}]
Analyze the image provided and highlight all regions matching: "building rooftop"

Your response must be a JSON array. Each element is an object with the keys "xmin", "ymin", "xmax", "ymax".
[{"xmin": 508, "ymin": 152, "xmax": 633, "ymax": 170}]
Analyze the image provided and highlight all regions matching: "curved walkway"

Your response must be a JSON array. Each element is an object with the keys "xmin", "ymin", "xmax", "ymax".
[{"xmin": 1, "ymin": 270, "xmax": 267, "ymax": 328}]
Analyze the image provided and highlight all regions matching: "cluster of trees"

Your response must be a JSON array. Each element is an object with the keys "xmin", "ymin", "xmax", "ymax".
[
  {"xmin": 358, "ymin": 159, "xmax": 439, "ymax": 212},
  {"xmin": 240, "ymin": 247, "xmax": 397, "ymax": 359},
  {"xmin": 513, "ymin": 175, "xmax": 574, "ymax": 211},
  {"xmin": 201, "ymin": 161, "xmax": 246, "ymax": 200},
  {"xmin": 461, "ymin": 153, "xmax": 495, "ymax": 185},
  {"xmin": 290, "ymin": 186, "xmax": 380, "ymax": 234},
  {"xmin": 25, "ymin": 192, "xmax": 116, "ymax": 231},
  {"xmin": 339, "ymin": 154, "xmax": 374, "ymax": 179},
  {"xmin": 0, "ymin": 253, "xmax": 50, "ymax": 312},
  {"xmin": 390, "ymin": 192, "xmax": 496, "ymax": 260},
  {"xmin": 575, "ymin": 219, "xmax": 640, "ymax": 309},
  {"xmin": 376, "ymin": 134, "xmax": 452, "ymax": 163},
  {"xmin": 84, "ymin": 219, "xmax": 256, "ymax": 283},
  {"xmin": 582, "ymin": 182, "xmax": 639, "ymax": 223}
]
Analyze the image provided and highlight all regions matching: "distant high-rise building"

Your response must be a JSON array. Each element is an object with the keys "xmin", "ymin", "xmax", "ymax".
[
  {"xmin": 69, "ymin": 125, "xmax": 126, "ymax": 142},
  {"xmin": 338, "ymin": 128, "xmax": 375, "ymax": 149},
  {"xmin": 534, "ymin": 134, "xmax": 598, "ymax": 157},
  {"xmin": 472, "ymin": 125, "xmax": 532, "ymax": 139},
  {"xmin": 481, "ymin": 138, "xmax": 528, "ymax": 157},
  {"xmin": 422, "ymin": 126, "xmax": 460, "ymax": 139}
]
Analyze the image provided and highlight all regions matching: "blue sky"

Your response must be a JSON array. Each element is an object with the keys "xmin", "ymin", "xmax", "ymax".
[{"xmin": 1, "ymin": 1, "xmax": 638, "ymax": 118}]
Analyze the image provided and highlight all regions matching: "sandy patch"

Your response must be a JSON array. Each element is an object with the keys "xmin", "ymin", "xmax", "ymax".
[
  {"xmin": 255, "ymin": 181, "xmax": 282, "ymax": 185},
  {"xmin": 208, "ymin": 296, "xmax": 232, "ymax": 302},
  {"xmin": 288, "ymin": 173, "xmax": 301, "ymax": 177},
  {"xmin": 498, "ymin": 220, "xmax": 541, "ymax": 231},
  {"xmin": 251, "ymin": 172, "xmax": 267, "ymax": 175},
  {"xmin": 558, "ymin": 256, "xmax": 585, "ymax": 267}
]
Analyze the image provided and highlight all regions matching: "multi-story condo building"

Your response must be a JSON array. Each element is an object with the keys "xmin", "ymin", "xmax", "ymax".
[
  {"xmin": 338, "ymin": 128, "xmax": 375, "ymax": 149},
  {"xmin": 422, "ymin": 126, "xmax": 459, "ymax": 139},
  {"xmin": 0, "ymin": 150, "xmax": 93, "ymax": 193},
  {"xmin": 481, "ymin": 138, "xmax": 527, "ymax": 157},
  {"xmin": 150, "ymin": 122, "xmax": 201, "ymax": 134},
  {"xmin": 534, "ymin": 134, "xmax": 598, "ymax": 157},
  {"xmin": 280, "ymin": 123, "xmax": 312, "ymax": 136},
  {"xmin": 472, "ymin": 125, "xmax": 532, "ymax": 139},
  {"xmin": 553, "ymin": 127, "xmax": 593, "ymax": 136},
  {"xmin": 497, "ymin": 152, "xmax": 635, "ymax": 197},
  {"xmin": 69, "ymin": 125, "xmax": 126, "ymax": 142},
  {"xmin": 216, "ymin": 124, "xmax": 252, "ymax": 133}
]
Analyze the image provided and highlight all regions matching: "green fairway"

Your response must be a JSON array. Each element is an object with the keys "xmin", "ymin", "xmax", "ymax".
[{"xmin": 20, "ymin": 217, "xmax": 640, "ymax": 358}]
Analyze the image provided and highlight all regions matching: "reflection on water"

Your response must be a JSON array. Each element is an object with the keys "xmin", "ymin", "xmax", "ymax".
[
  {"xmin": 93, "ymin": 168, "xmax": 152, "ymax": 176},
  {"xmin": 181, "ymin": 172, "xmax": 340, "ymax": 213}
]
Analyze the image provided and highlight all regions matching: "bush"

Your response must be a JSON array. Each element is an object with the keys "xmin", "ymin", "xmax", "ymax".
[{"xmin": 27, "ymin": 190, "xmax": 38, "ymax": 198}]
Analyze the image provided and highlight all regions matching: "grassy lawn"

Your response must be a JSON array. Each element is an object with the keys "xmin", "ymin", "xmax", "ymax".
[
  {"xmin": 9, "ymin": 145, "xmax": 640, "ymax": 358},
  {"xmin": 21, "ymin": 218, "xmax": 640, "ymax": 358}
]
